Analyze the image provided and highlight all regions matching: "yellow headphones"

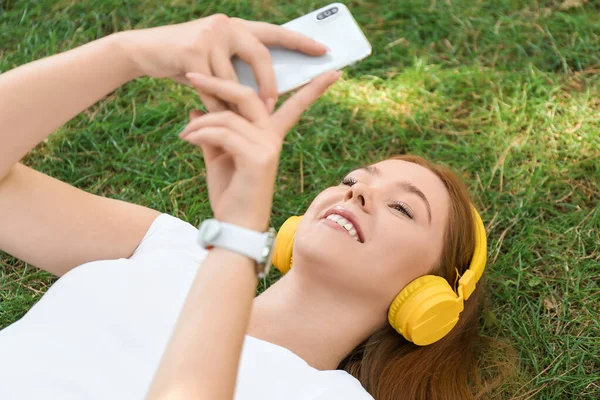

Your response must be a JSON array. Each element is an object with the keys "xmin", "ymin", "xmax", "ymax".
[{"xmin": 272, "ymin": 206, "xmax": 487, "ymax": 346}]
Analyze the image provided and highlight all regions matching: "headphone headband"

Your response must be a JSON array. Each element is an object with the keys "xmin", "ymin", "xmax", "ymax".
[{"xmin": 457, "ymin": 205, "xmax": 487, "ymax": 301}]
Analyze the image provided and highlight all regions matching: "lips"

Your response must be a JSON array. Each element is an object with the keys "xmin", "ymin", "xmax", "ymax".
[{"xmin": 322, "ymin": 205, "xmax": 365, "ymax": 243}]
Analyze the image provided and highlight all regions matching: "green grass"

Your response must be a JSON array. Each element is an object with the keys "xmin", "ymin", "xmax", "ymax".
[{"xmin": 1, "ymin": 0, "xmax": 599, "ymax": 398}]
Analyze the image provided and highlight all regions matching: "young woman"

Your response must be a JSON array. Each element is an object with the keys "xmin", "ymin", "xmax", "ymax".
[{"xmin": 0, "ymin": 13, "xmax": 489, "ymax": 400}]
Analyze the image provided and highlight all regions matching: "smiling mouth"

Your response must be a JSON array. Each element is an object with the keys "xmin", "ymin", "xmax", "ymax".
[{"xmin": 321, "ymin": 214, "xmax": 363, "ymax": 242}]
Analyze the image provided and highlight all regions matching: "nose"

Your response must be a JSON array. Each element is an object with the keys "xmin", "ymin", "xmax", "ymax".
[{"xmin": 344, "ymin": 182, "xmax": 368, "ymax": 207}]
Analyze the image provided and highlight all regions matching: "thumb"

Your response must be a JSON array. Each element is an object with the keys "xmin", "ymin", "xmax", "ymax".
[{"xmin": 270, "ymin": 70, "xmax": 342, "ymax": 136}]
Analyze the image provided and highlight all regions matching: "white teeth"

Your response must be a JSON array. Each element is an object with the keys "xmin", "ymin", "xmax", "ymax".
[
  {"xmin": 326, "ymin": 214, "xmax": 342, "ymax": 222},
  {"xmin": 324, "ymin": 213, "xmax": 360, "ymax": 242}
]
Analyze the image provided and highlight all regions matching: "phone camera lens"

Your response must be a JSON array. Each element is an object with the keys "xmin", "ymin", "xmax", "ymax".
[{"xmin": 317, "ymin": 7, "xmax": 337, "ymax": 20}]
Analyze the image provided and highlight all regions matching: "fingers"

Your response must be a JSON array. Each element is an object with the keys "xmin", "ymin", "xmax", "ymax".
[
  {"xmin": 179, "ymin": 111, "xmax": 258, "ymax": 142},
  {"xmin": 209, "ymin": 47, "xmax": 238, "ymax": 83},
  {"xmin": 183, "ymin": 126, "xmax": 251, "ymax": 157},
  {"xmin": 209, "ymin": 47, "xmax": 241, "ymax": 112},
  {"xmin": 194, "ymin": 59, "xmax": 228, "ymax": 113},
  {"xmin": 230, "ymin": 32, "xmax": 277, "ymax": 110},
  {"xmin": 271, "ymin": 70, "xmax": 342, "ymax": 135},
  {"xmin": 186, "ymin": 73, "xmax": 269, "ymax": 123},
  {"xmin": 241, "ymin": 20, "xmax": 329, "ymax": 56}
]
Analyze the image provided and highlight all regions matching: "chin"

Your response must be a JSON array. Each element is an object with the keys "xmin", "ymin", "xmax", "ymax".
[{"xmin": 292, "ymin": 219, "xmax": 360, "ymax": 275}]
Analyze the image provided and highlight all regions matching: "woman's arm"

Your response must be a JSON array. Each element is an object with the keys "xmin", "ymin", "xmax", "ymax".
[
  {"xmin": 0, "ymin": 35, "xmax": 160, "ymax": 276},
  {"xmin": 0, "ymin": 34, "xmax": 139, "ymax": 180},
  {"xmin": 0, "ymin": 15, "xmax": 327, "ymax": 276},
  {"xmin": 0, "ymin": 163, "xmax": 161, "ymax": 276},
  {"xmin": 146, "ymin": 71, "xmax": 341, "ymax": 400},
  {"xmin": 0, "ymin": 15, "xmax": 328, "ymax": 181}
]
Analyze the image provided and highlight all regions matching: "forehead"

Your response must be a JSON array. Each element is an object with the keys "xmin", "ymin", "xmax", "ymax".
[{"xmin": 370, "ymin": 160, "xmax": 442, "ymax": 184}]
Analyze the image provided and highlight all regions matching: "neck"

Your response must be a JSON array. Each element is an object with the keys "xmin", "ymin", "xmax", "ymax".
[{"xmin": 247, "ymin": 268, "xmax": 384, "ymax": 371}]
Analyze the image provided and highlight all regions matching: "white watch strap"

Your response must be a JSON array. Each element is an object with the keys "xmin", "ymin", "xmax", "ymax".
[{"xmin": 198, "ymin": 219, "xmax": 269, "ymax": 263}]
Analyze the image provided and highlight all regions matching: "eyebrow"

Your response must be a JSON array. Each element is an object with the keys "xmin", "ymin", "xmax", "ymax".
[{"xmin": 358, "ymin": 165, "xmax": 432, "ymax": 224}]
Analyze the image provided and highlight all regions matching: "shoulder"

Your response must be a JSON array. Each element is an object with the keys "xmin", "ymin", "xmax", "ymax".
[
  {"xmin": 239, "ymin": 337, "xmax": 374, "ymax": 400},
  {"xmin": 129, "ymin": 213, "xmax": 206, "ymax": 260},
  {"xmin": 312, "ymin": 371, "xmax": 374, "ymax": 400}
]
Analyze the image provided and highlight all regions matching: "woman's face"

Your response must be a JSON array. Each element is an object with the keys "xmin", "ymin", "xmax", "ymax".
[{"xmin": 293, "ymin": 159, "xmax": 451, "ymax": 317}]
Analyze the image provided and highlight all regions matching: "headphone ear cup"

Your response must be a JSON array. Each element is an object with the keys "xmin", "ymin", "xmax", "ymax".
[
  {"xmin": 273, "ymin": 216, "xmax": 303, "ymax": 274},
  {"xmin": 388, "ymin": 275, "xmax": 464, "ymax": 346}
]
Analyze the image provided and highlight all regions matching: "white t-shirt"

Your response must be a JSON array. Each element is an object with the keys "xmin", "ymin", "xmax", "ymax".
[{"xmin": 0, "ymin": 214, "xmax": 373, "ymax": 400}]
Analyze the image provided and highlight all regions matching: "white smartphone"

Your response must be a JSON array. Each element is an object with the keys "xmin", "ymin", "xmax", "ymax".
[{"xmin": 233, "ymin": 3, "xmax": 372, "ymax": 95}]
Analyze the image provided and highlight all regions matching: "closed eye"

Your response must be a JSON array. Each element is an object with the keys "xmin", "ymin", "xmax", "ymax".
[
  {"xmin": 390, "ymin": 201, "xmax": 414, "ymax": 219},
  {"xmin": 341, "ymin": 177, "xmax": 357, "ymax": 186}
]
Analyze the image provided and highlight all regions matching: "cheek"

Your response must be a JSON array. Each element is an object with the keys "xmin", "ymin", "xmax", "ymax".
[
  {"xmin": 364, "ymin": 225, "xmax": 440, "ymax": 297},
  {"xmin": 384, "ymin": 230, "xmax": 435, "ymax": 271}
]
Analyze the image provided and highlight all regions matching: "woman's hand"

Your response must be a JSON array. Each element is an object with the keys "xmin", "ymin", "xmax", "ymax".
[
  {"xmin": 178, "ymin": 69, "xmax": 342, "ymax": 231},
  {"xmin": 116, "ymin": 14, "xmax": 328, "ymax": 113}
]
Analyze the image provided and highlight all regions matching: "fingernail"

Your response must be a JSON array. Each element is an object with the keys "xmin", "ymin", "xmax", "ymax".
[
  {"xmin": 317, "ymin": 41, "xmax": 330, "ymax": 52},
  {"xmin": 265, "ymin": 98, "xmax": 276, "ymax": 114}
]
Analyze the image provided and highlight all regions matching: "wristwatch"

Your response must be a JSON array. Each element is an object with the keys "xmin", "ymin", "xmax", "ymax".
[{"xmin": 197, "ymin": 219, "xmax": 277, "ymax": 279}]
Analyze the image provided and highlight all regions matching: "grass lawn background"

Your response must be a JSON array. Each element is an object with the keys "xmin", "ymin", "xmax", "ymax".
[{"xmin": 1, "ymin": 0, "xmax": 598, "ymax": 398}]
